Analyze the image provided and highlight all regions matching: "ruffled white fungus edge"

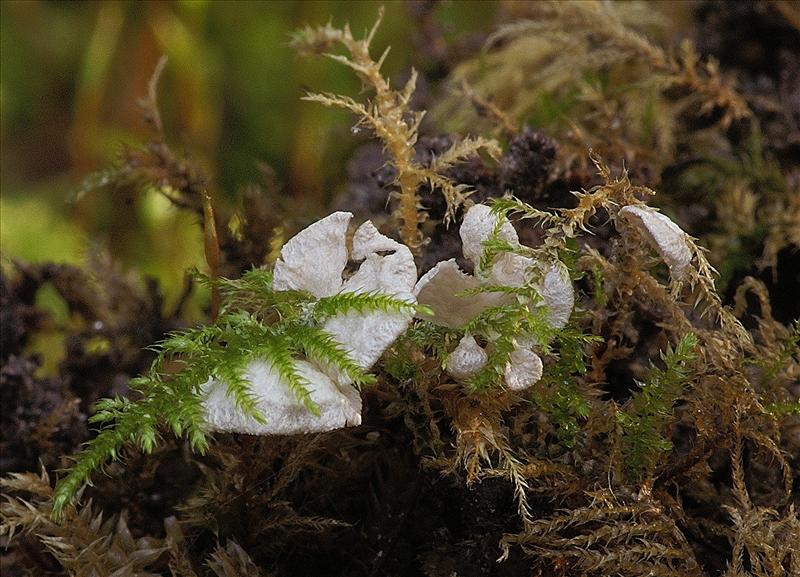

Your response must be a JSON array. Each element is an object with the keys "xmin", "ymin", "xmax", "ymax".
[
  {"xmin": 618, "ymin": 205, "xmax": 692, "ymax": 281},
  {"xmin": 414, "ymin": 260, "xmax": 504, "ymax": 329},
  {"xmin": 272, "ymin": 211, "xmax": 352, "ymax": 297},
  {"xmin": 202, "ymin": 213, "xmax": 418, "ymax": 435},
  {"xmin": 415, "ymin": 204, "xmax": 575, "ymax": 390},
  {"xmin": 322, "ymin": 220, "xmax": 417, "ymax": 380}
]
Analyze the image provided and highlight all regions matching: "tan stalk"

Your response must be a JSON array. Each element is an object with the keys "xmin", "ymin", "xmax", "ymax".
[{"xmin": 292, "ymin": 10, "xmax": 500, "ymax": 249}]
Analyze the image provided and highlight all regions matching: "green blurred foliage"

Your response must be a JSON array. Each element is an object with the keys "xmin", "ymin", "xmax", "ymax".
[
  {"xmin": 1, "ymin": 0, "xmax": 488, "ymax": 301},
  {"xmin": 0, "ymin": 0, "xmax": 496, "ymax": 377}
]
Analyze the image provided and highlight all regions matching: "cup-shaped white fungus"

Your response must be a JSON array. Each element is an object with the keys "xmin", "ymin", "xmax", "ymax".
[
  {"xmin": 202, "ymin": 212, "xmax": 418, "ymax": 435},
  {"xmin": 539, "ymin": 262, "xmax": 574, "ymax": 329},
  {"xmin": 618, "ymin": 205, "xmax": 692, "ymax": 281},
  {"xmin": 414, "ymin": 260, "xmax": 505, "ymax": 329},
  {"xmin": 272, "ymin": 211, "xmax": 352, "ymax": 297},
  {"xmin": 445, "ymin": 334, "xmax": 489, "ymax": 380},
  {"xmin": 415, "ymin": 204, "xmax": 575, "ymax": 389},
  {"xmin": 459, "ymin": 204, "xmax": 519, "ymax": 266},
  {"xmin": 504, "ymin": 347, "xmax": 544, "ymax": 391},
  {"xmin": 323, "ymin": 220, "xmax": 417, "ymax": 377}
]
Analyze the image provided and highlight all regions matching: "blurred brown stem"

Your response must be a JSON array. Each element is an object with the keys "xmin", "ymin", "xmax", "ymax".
[{"xmin": 202, "ymin": 192, "xmax": 221, "ymax": 322}]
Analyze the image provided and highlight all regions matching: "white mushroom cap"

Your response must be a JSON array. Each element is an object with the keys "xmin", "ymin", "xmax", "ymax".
[
  {"xmin": 414, "ymin": 260, "xmax": 508, "ymax": 328},
  {"xmin": 504, "ymin": 347, "xmax": 543, "ymax": 391},
  {"xmin": 201, "ymin": 359, "xmax": 361, "ymax": 435},
  {"xmin": 618, "ymin": 205, "xmax": 692, "ymax": 281},
  {"xmin": 415, "ymin": 204, "xmax": 575, "ymax": 332},
  {"xmin": 460, "ymin": 204, "xmax": 519, "ymax": 266},
  {"xmin": 414, "ymin": 260, "xmax": 572, "ymax": 332},
  {"xmin": 445, "ymin": 334, "xmax": 489, "ymax": 380},
  {"xmin": 273, "ymin": 212, "xmax": 352, "ymax": 297},
  {"xmin": 539, "ymin": 262, "xmax": 574, "ymax": 329},
  {"xmin": 344, "ymin": 221, "xmax": 417, "ymax": 295},
  {"xmin": 460, "ymin": 204, "xmax": 533, "ymax": 288},
  {"xmin": 489, "ymin": 253, "xmax": 534, "ymax": 287},
  {"xmin": 323, "ymin": 221, "xmax": 417, "ymax": 378},
  {"xmin": 413, "ymin": 203, "xmax": 577, "ymax": 390},
  {"xmin": 203, "ymin": 214, "xmax": 418, "ymax": 435},
  {"xmin": 414, "ymin": 204, "xmax": 531, "ymax": 327}
]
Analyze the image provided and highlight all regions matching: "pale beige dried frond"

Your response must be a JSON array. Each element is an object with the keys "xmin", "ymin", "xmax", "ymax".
[
  {"xmin": 1, "ymin": 470, "xmax": 172, "ymax": 577},
  {"xmin": 759, "ymin": 191, "xmax": 800, "ymax": 274},
  {"xmin": 556, "ymin": 153, "xmax": 651, "ymax": 239},
  {"xmin": 292, "ymin": 10, "xmax": 500, "ymax": 249},
  {"xmin": 722, "ymin": 411, "xmax": 800, "ymax": 577},
  {"xmin": 445, "ymin": 395, "xmax": 534, "ymax": 527},
  {"xmin": 499, "ymin": 489, "xmax": 703, "ymax": 576},
  {"xmin": 207, "ymin": 540, "xmax": 271, "ymax": 577},
  {"xmin": 672, "ymin": 40, "xmax": 750, "ymax": 130}
]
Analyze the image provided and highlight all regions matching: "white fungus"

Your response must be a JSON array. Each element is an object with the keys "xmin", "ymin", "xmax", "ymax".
[
  {"xmin": 272, "ymin": 211, "xmax": 352, "ymax": 297},
  {"xmin": 415, "ymin": 204, "xmax": 575, "ymax": 390},
  {"xmin": 618, "ymin": 205, "xmax": 692, "ymax": 281},
  {"xmin": 459, "ymin": 204, "xmax": 519, "ymax": 266},
  {"xmin": 445, "ymin": 334, "xmax": 489, "ymax": 380},
  {"xmin": 414, "ymin": 260, "xmax": 503, "ymax": 329},
  {"xmin": 322, "ymin": 220, "xmax": 417, "ymax": 376},
  {"xmin": 539, "ymin": 262, "xmax": 574, "ymax": 329},
  {"xmin": 202, "ymin": 212, "xmax": 418, "ymax": 435},
  {"xmin": 202, "ymin": 360, "xmax": 362, "ymax": 435},
  {"xmin": 504, "ymin": 347, "xmax": 544, "ymax": 391}
]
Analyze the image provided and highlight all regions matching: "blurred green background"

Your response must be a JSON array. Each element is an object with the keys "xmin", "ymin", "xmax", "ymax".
[{"xmin": 0, "ymin": 0, "xmax": 492, "ymax": 307}]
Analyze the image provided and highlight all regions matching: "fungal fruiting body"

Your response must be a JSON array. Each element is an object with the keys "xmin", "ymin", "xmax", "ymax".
[
  {"xmin": 201, "ymin": 359, "xmax": 363, "ymax": 435},
  {"xmin": 415, "ymin": 204, "xmax": 574, "ymax": 389},
  {"xmin": 504, "ymin": 347, "xmax": 544, "ymax": 391},
  {"xmin": 445, "ymin": 334, "xmax": 490, "ymax": 380},
  {"xmin": 617, "ymin": 205, "xmax": 692, "ymax": 281},
  {"xmin": 202, "ymin": 212, "xmax": 417, "ymax": 435}
]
